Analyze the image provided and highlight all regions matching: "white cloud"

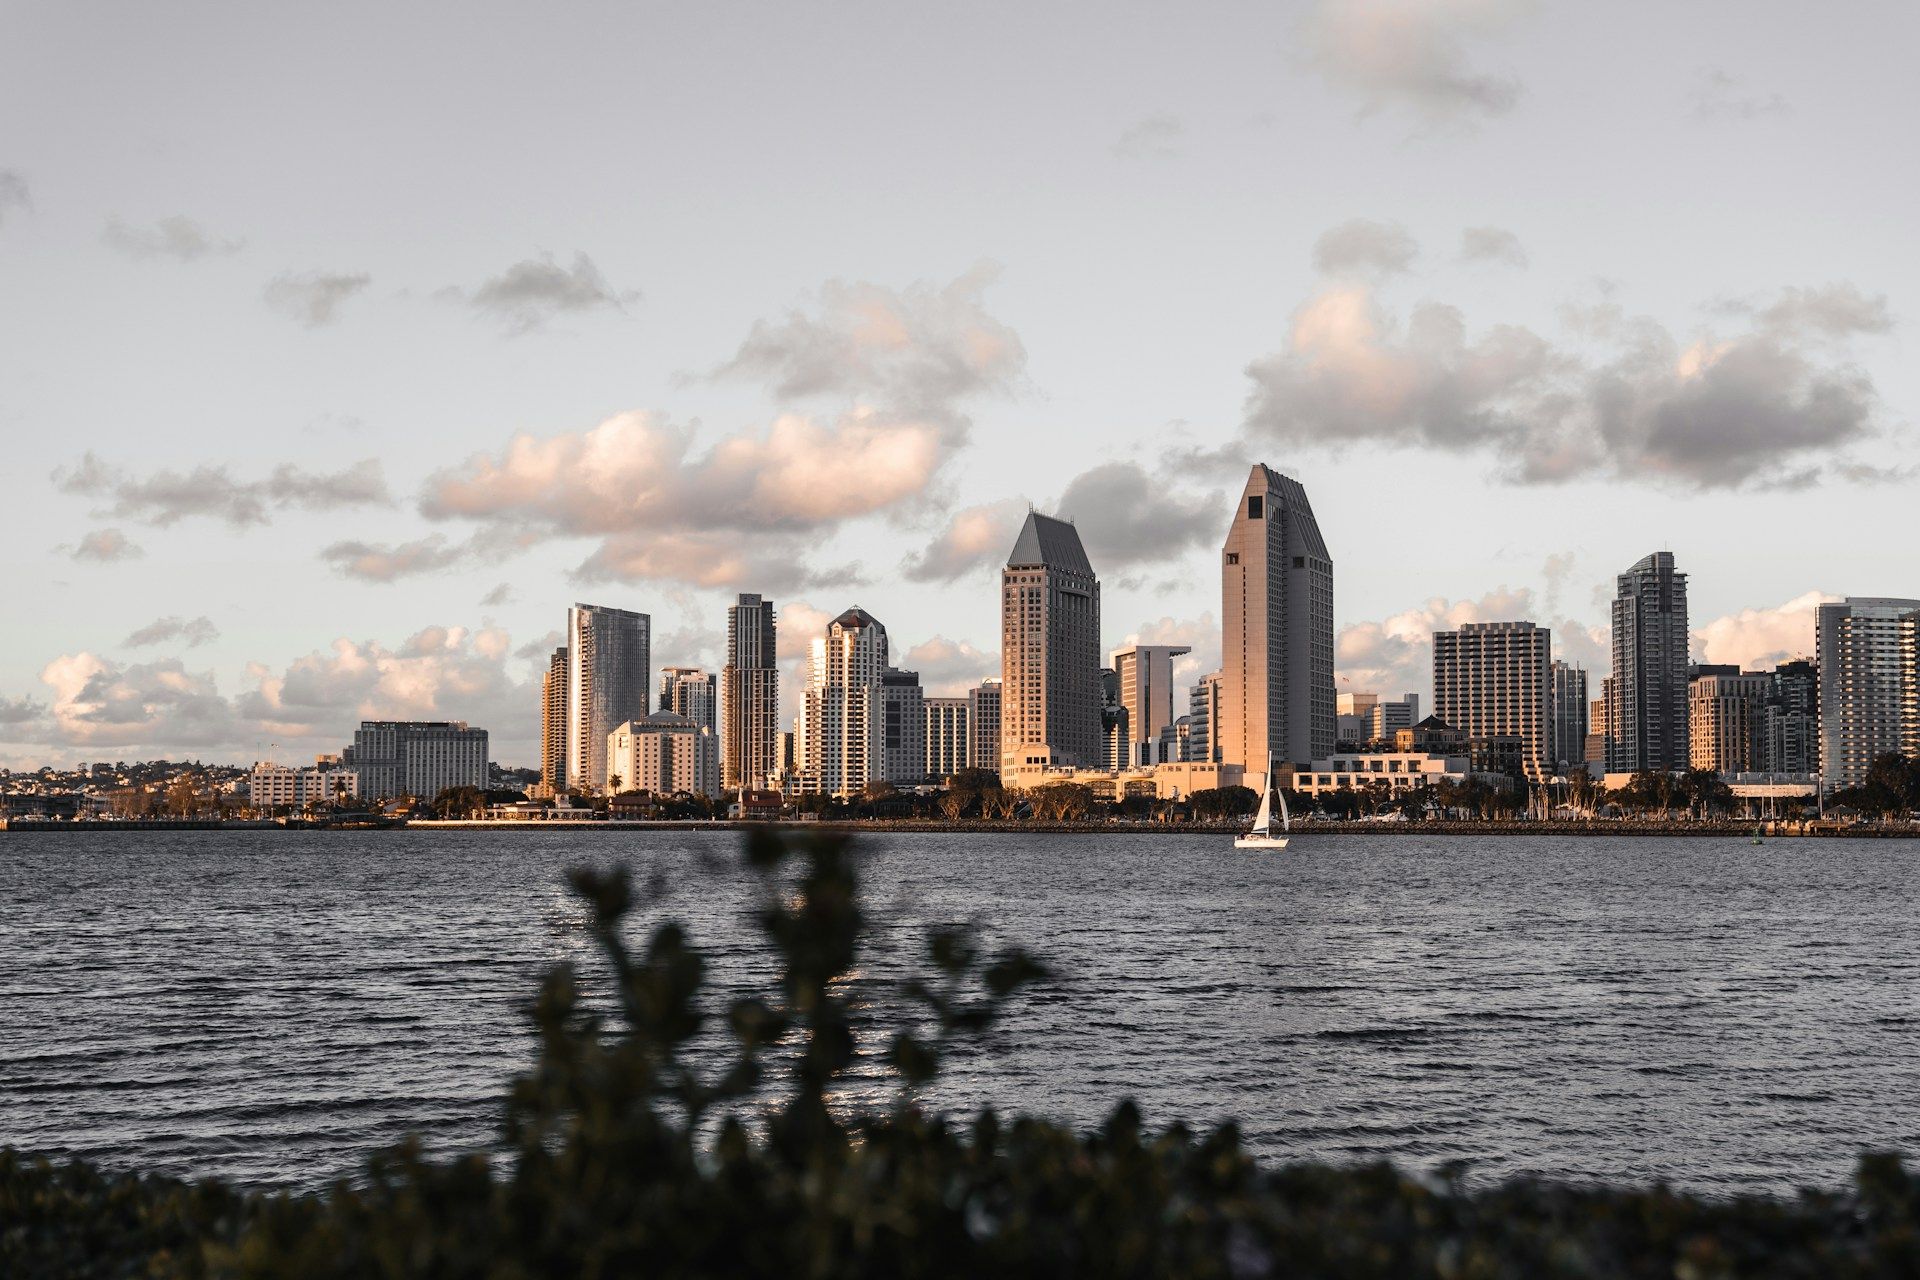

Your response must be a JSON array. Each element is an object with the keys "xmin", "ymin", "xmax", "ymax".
[
  {"xmin": 123, "ymin": 616, "xmax": 220, "ymax": 649},
  {"xmin": 1692, "ymin": 591, "xmax": 1834, "ymax": 670},
  {"xmin": 263, "ymin": 270, "xmax": 371, "ymax": 326},
  {"xmin": 38, "ymin": 653, "xmax": 235, "ymax": 748},
  {"xmin": 1302, "ymin": 0, "xmax": 1531, "ymax": 128},
  {"xmin": 1118, "ymin": 614, "xmax": 1221, "ymax": 690},
  {"xmin": 899, "ymin": 636, "xmax": 999, "ymax": 696},
  {"xmin": 902, "ymin": 498, "xmax": 1031, "ymax": 583},
  {"xmin": 102, "ymin": 215, "xmax": 244, "ymax": 262},
  {"xmin": 1335, "ymin": 587, "xmax": 1541, "ymax": 696},
  {"xmin": 321, "ymin": 536, "xmax": 465, "ymax": 582},
  {"xmin": 57, "ymin": 454, "xmax": 391, "ymax": 527}
]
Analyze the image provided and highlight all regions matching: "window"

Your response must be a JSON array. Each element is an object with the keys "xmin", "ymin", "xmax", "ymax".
[
  {"xmin": 1225, "ymin": 552, "xmax": 1239, "ymax": 565},
  {"xmin": 1246, "ymin": 496, "xmax": 1263, "ymax": 519}
]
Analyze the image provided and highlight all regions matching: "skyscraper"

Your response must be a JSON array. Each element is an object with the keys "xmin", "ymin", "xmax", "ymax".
[
  {"xmin": 1763, "ymin": 660, "xmax": 1819, "ymax": 776},
  {"xmin": 1432, "ymin": 621, "xmax": 1553, "ymax": 781},
  {"xmin": 802, "ymin": 607, "xmax": 890, "ymax": 796},
  {"xmin": 657, "ymin": 666, "xmax": 717, "ymax": 732},
  {"xmin": 877, "ymin": 667, "xmax": 926, "ymax": 784},
  {"xmin": 1111, "ymin": 643, "xmax": 1192, "ymax": 767},
  {"xmin": 1550, "ymin": 661, "xmax": 1588, "ymax": 774},
  {"xmin": 721, "ymin": 593, "xmax": 779, "ymax": 791},
  {"xmin": 350, "ymin": 720, "xmax": 489, "ymax": 801},
  {"xmin": 566, "ymin": 603, "xmax": 651, "ymax": 792},
  {"xmin": 1188, "ymin": 671, "xmax": 1223, "ymax": 764},
  {"xmin": 1816, "ymin": 597, "xmax": 1920, "ymax": 789},
  {"xmin": 1000, "ymin": 512, "xmax": 1102, "ymax": 774},
  {"xmin": 1608, "ymin": 553, "xmax": 1689, "ymax": 773},
  {"xmin": 1220, "ymin": 464, "xmax": 1334, "ymax": 771},
  {"xmin": 966, "ymin": 679, "xmax": 1002, "ymax": 773},
  {"xmin": 540, "ymin": 646, "xmax": 568, "ymax": 794},
  {"xmin": 925, "ymin": 697, "xmax": 970, "ymax": 779}
]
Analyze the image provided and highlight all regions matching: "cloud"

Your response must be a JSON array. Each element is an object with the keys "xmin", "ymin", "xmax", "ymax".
[
  {"xmin": 1056, "ymin": 462, "xmax": 1222, "ymax": 571},
  {"xmin": 900, "ymin": 636, "xmax": 1000, "ymax": 696},
  {"xmin": 0, "ymin": 695, "xmax": 45, "ymax": 726},
  {"xmin": 1302, "ymin": 0, "xmax": 1530, "ymax": 127},
  {"xmin": 1335, "ymin": 587, "xmax": 1540, "ymax": 696},
  {"xmin": 67, "ymin": 528, "xmax": 144, "ymax": 563},
  {"xmin": 0, "ymin": 170, "xmax": 29, "ymax": 223},
  {"xmin": 1459, "ymin": 225, "xmax": 1527, "ymax": 268},
  {"xmin": 1747, "ymin": 283, "xmax": 1894, "ymax": 341},
  {"xmin": 1689, "ymin": 68, "xmax": 1788, "ymax": 121},
  {"xmin": 1118, "ymin": 614, "xmax": 1221, "ymax": 690},
  {"xmin": 1693, "ymin": 591, "xmax": 1835, "ymax": 671},
  {"xmin": 123, "ymin": 616, "xmax": 219, "ymax": 649},
  {"xmin": 446, "ymin": 251, "xmax": 637, "ymax": 333},
  {"xmin": 1114, "ymin": 113, "xmax": 1186, "ymax": 160},
  {"xmin": 263, "ymin": 270, "xmax": 371, "ymax": 326},
  {"xmin": 56, "ymin": 454, "xmax": 390, "ymax": 527},
  {"xmin": 480, "ymin": 583, "xmax": 516, "ymax": 607},
  {"xmin": 902, "ymin": 498, "xmax": 1031, "ymax": 583},
  {"xmin": 321, "ymin": 535, "xmax": 465, "ymax": 582},
  {"xmin": 1242, "ymin": 280, "xmax": 1893, "ymax": 489},
  {"xmin": 102, "ymin": 215, "xmax": 244, "ymax": 262},
  {"xmin": 421, "ymin": 409, "xmax": 935, "ymax": 588},
  {"xmin": 705, "ymin": 263, "xmax": 1026, "ymax": 431},
  {"xmin": 38, "ymin": 653, "xmax": 235, "ymax": 748},
  {"xmin": 574, "ymin": 532, "xmax": 861, "ymax": 593},
  {"xmin": 1313, "ymin": 218, "xmax": 1418, "ymax": 279}
]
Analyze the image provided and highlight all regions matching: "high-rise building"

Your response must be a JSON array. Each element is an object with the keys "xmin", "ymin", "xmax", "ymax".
[
  {"xmin": 1763, "ymin": 660, "xmax": 1819, "ymax": 776},
  {"xmin": 1220, "ymin": 464, "xmax": 1334, "ymax": 770},
  {"xmin": 1370, "ymin": 695, "xmax": 1420, "ymax": 744},
  {"xmin": 1432, "ymin": 622, "xmax": 1552, "ymax": 781},
  {"xmin": 1816, "ymin": 597, "xmax": 1920, "ymax": 790},
  {"xmin": 1688, "ymin": 671, "xmax": 1771, "ymax": 774},
  {"xmin": 802, "ymin": 607, "xmax": 890, "ymax": 797},
  {"xmin": 877, "ymin": 667, "xmax": 926, "ymax": 784},
  {"xmin": 966, "ymin": 679, "xmax": 1002, "ymax": 773},
  {"xmin": 925, "ymin": 697, "xmax": 970, "ymax": 779},
  {"xmin": 1608, "ymin": 553, "xmax": 1689, "ymax": 773},
  {"xmin": 657, "ymin": 666, "xmax": 717, "ymax": 732},
  {"xmin": 349, "ymin": 720, "xmax": 488, "ymax": 801},
  {"xmin": 540, "ymin": 646, "xmax": 568, "ymax": 793},
  {"xmin": 1550, "ymin": 661, "xmax": 1589, "ymax": 773},
  {"xmin": 1111, "ymin": 644, "xmax": 1192, "ymax": 769},
  {"xmin": 1188, "ymin": 671, "xmax": 1223, "ymax": 764},
  {"xmin": 566, "ymin": 603, "xmax": 651, "ymax": 791},
  {"xmin": 1000, "ymin": 512, "xmax": 1102, "ymax": 774},
  {"xmin": 1584, "ymin": 681, "xmax": 1612, "ymax": 773},
  {"xmin": 721, "ymin": 593, "xmax": 780, "ymax": 792},
  {"xmin": 608, "ymin": 714, "xmax": 720, "ymax": 798}
]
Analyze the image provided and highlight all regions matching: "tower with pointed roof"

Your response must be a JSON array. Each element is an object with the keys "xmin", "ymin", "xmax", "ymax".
[
  {"xmin": 999, "ymin": 511, "xmax": 1102, "ymax": 775},
  {"xmin": 1220, "ymin": 464, "xmax": 1334, "ymax": 771}
]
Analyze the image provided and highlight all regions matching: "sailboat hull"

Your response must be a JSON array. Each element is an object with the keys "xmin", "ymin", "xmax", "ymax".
[{"xmin": 1233, "ymin": 835, "xmax": 1290, "ymax": 849}]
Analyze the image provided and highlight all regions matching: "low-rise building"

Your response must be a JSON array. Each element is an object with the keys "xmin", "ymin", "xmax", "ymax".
[
  {"xmin": 1291, "ymin": 753, "xmax": 1511, "ymax": 798},
  {"xmin": 607, "ymin": 714, "xmax": 721, "ymax": 798},
  {"xmin": 249, "ymin": 761, "xmax": 359, "ymax": 810}
]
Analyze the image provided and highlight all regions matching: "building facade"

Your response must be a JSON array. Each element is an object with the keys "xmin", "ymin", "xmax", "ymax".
[
  {"xmin": 925, "ymin": 697, "xmax": 970, "ymax": 779},
  {"xmin": 801, "ymin": 607, "xmax": 890, "ymax": 797},
  {"xmin": 1688, "ymin": 671, "xmax": 1772, "ymax": 774},
  {"xmin": 721, "ymin": 593, "xmax": 780, "ymax": 792},
  {"xmin": 349, "ymin": 721, "xmax": 488, "ymax": 801},
  {"xmin": 1111, "ymin": 643, "xmax": 1192, "ymax": 769},
  {"xmin": 1816, "ymin": 597, "xmax": 1920, "ymax": 789},
  {"xmin": 657, "ymin": 666, "xmax": 717, "ymax": 732},
  {"xmin": 1000, "ymin": 512, "xmax": 1103, "ymax": 775},
  {"xmin": 1188, "ymin": 671, "xmax": 1223, "ymax": 764},
  {"xmin": 1432, "ymin": 621, "xmax": 1553, "ymax": 781},
  {"xmin": 540, "ymin": 646, "xmax": 568, "ymax": 794},
  {"xmin": 1608, "ymin": 552, "xmax": 1690, "ymax": 773},
  {"xmin": 1220, "ymin": 464, "xmax": 1334, "ymax": 771},
  {"xmin": 1764, "ymin": 660, "xmax": 1819, "ymax": 776},
  {"xmin": 566, "ymin": 603, "xmax": 650, "ymax": 792},
  {"xmin": 966, "ymin": 679, "xmax": 1002, "ymax": 773},
  {"xmin": 877, "ymin": 667, "xmax": 926, "ymax": 784},
  {"xmin": 249, "ymin": 761, "xmax": 358, "ymax": 810},
  {"xmin": 607, "ymin": 713, "xmax": 720, "ymax": 798},
  {"xmin": 1550, "ymin": 661, "xmax": 1588, "ymax": 774}
]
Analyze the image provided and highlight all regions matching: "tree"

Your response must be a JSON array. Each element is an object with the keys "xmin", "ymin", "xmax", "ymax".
[
  {"xmin": 430, "ymin": 786, "xmax": 486, "ymax": 819},
  {"xmin": 165, "ymin": 777, "xmax": 198, "ymax": 819},
  {"xmin": 936, "ymin": 790, "xmax": 970, "ymax": 821},
  {"xmin": 1188, "ymin": 786, "xmax": 1258, "ymax": 819}
]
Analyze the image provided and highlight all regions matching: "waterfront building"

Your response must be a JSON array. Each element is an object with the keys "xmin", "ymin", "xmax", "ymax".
[
  {"xmin": 607, "ymin": 713, "xmax": 720, "ymax": 798},
  {"xmin": 1220, "ymin": 464, "xmax": 1335, "ymax": 770},
  {"xmin": 1583, "ymin": 682, "xmax": 1612, "ymax": 774},
  {"xmin": 1764, "ymin": 659, "xmax": 1819, "ymax": 776},
  {"xmin": 1000, "ymin": 512, "xmax": 1102, "ymax": 775},
  {"xmin": 1550, "ymin": 661, "xmax": 1588, "ymax": 774},
  {"xmin": 1816, "ymin": 597, "xmax": 1920, "ymax": 789},
  {"xmin": 1689, "ymin": 671, "xmax": 1772, "ymax": 774},
  {"xmin": 1291, "ymin": 752, "xmax": 1511, "ymax": 800},
  {"xmin": 721, "ymin": 593, "xmax": 780, "ymax": 791},
  {"xmin": 877, "ymin": 667, "xmax": 926, "ymax": 784},
  {"xmin": 1112, "ymin": 643, "xmax": 1192, "ymax": 769},
  {"xmin": 966, "ymin": 679, "xmax": 1002, "ymax": 772},
  {"xmin": 1432, "ymin": 621, "xmax": 1552, "ymax": 781},
  {"xmin": 925, "ymin": 697, "xmax": 970, "ymax": 779},
  {"xmin": 349, "ymin": 720, "xmax": 488, "ymax": 801},
  {"xmin": 802, "ymin": 607, "xmax": 890, "ymax": 797},
  {"xmin": 1371, "ymin": 695, "xmax": 1420, "ymax": 745},
  {"xmin": 567, "ymin": 603, "xmax": 651, "ymax": 792},
  {"xmin": 1188, "ymin": 671, "xmax": 1223, "ymax": 763},
  {"xmin": 657, "ymin": 666, "xmax": 717, "ymax": 732},
  {"xmin": 1608, "ymin": 553, "xmax": 1690, "ymax": 773},
  {"xmin": 540, "ymin": 646, "xmax": 568, "ymax": 795},
  {"xmin": 248, "ymin": 760, "xmax": 358, "ymax": 810}
]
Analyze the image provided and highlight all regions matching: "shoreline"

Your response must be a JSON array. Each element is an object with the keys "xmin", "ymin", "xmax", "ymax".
[{"xmin": 5, "ymin": 817, "xmax": 1918, "ymax": 839}]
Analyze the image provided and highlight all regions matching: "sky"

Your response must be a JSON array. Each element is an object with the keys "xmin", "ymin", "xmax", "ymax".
[{"xmin": 2, "ymin": 0, "xmax": 1914, "ymax": 769}]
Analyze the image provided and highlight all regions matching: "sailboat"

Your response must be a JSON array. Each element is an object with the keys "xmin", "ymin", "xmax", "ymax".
[{"xmin": 1235, "ymin": 754, "xmax": 1291, "ymax": 849}]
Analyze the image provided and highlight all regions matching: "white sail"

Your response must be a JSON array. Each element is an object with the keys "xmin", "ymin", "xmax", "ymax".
[
  {"xmin": 1277, "ymin": 786, "xmax": 1290, "ymax": 833},
  {"xmin": 1250, "ymin": 756, "xmax": 1274, "ymax": 835}
]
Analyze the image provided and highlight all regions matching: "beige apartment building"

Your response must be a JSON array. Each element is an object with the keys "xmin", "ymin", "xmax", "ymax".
[
  {"xmin": 1431, "ymin": 621, "xmax": 1553, "ymax": 782},
  {"xmin": 1000, "ymin": 512, "xmax": 1102, "ymax": 775}
]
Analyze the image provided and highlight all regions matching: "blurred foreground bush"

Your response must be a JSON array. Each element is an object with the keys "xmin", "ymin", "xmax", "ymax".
[{"xmin": 6, "ymin": 828, "xmax": 1920, "ymax": 1278}]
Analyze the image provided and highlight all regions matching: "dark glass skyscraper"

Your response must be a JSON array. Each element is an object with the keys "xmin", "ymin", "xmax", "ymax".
[{"xmin": 1608, "ymin": 552, "xmax": 1690, "ymax": 773}]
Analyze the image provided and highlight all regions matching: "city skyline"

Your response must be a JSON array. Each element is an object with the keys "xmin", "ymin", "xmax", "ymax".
[{"xmin": 5, "ymin": 3, "xmax": 1917, "ymax": 769}]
